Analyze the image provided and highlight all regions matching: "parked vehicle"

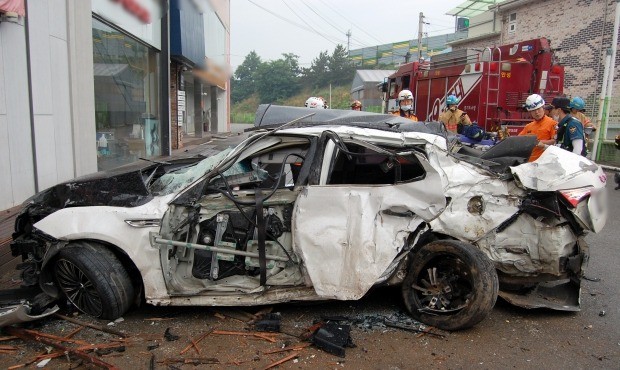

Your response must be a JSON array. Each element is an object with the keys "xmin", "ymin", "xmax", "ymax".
[
  {"xmin": 7, "ymin": 106, "xmax": 607, "ymax": 330},
  {"xmin": 381, "ymin": 38, "xmax": 565, "ymax": 135}
]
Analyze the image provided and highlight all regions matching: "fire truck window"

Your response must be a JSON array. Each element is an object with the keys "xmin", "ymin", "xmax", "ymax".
[
  {"xmin": 402, "ymin": 76, "xmax": 410, "ymax": 92},
  {"xmin": 389, "ymin": 81, "xmax": 398, "ymax": 99},
  {"xmin": 326, "ymin": 143, "xmax": 425, "ymax": 185}
]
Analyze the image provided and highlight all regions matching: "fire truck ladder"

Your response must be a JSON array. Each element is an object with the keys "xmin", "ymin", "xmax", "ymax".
[{"xmin": 484, "ymin": 47, "xmax": 501, "ymax": 129}]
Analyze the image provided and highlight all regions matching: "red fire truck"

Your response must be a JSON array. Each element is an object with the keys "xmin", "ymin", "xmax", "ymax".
[{"xmin": 382, "ymin": 38, "xmax": 564, "ymax": 135}]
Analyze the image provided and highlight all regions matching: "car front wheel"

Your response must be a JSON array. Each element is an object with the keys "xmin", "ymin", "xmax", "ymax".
[
  {"xmin": 54, "ymin": 243, "xmax": 135, "ymax": 320},
  {"xmin": 402, "ymin": 240, "xmax": 498, "ymax": 331}
]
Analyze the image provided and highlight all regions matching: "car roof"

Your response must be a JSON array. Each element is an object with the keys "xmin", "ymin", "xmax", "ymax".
[{"xmin": 252, "ymin": 104, "xmax": 447, "ymax": 136}]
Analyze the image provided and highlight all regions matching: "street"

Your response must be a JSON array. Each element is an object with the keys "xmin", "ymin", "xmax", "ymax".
[{"xmin": 0, "ymin": 128, "xmax": 618, "ymax": 369}]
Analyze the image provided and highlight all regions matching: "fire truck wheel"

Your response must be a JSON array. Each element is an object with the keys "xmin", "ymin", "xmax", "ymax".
[{"xmin": 402, "ymin": 240, "xmax": 498, "ymax": 331}]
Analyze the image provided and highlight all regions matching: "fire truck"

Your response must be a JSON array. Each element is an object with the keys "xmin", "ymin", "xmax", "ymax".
[{"xmin": 382, "ymin": 38, "xmax": 564, "ymax": 135}]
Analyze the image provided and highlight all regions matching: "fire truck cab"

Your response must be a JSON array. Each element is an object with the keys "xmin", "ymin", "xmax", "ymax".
[{"xmin": 382, "ymin": 38, "xmax": 564, "ymax": 134}]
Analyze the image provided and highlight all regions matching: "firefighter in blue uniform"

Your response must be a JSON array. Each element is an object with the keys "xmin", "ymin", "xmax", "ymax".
[{"xmin": 551, "ymin": 97, "xmax": 586, "ymax": 156}]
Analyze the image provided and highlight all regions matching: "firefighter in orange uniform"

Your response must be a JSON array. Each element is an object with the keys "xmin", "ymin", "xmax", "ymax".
[
  {"xmin": 518, "ymin": 94, "xmax": 557, "ymax": 162},
  {"xmin": 439, "ymin": 95, "xmax": 472, "ymax": 132},
  {"xmin": 392, "ymin": 90, "xmax": 418, "ymax": 121}
]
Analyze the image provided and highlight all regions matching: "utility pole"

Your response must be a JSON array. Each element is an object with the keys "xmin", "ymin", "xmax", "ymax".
[
  {"xmin": 346, "ymin": 29, "xmax": 352, "ymax": 53},
  {"xmin": 418, "ymin": 12, "xmax": 425, "ymax": 61}
]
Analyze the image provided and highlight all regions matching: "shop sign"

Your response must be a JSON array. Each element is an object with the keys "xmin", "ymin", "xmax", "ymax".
[
  {"xmin": 111, "ymin": 0, "xmax": 151, "ymax": 23},
  {"xmin": 177, "ymin": 91, "xmax": 185, "ymax": 126}
]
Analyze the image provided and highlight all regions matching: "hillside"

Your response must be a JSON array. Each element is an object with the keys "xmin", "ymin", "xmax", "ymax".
[{"xmin": 231, "ymin": 85, "xmax": 354, "ymax": 123}]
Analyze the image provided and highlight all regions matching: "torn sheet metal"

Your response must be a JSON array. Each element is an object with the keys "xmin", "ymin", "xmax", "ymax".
[
  {"xmin": 475, "ymin": 214, "xmax": 578, "ymax": 276},
  {"xmin": 0, "ymin": 304, "xmax": 59, "ymax": 328},
  {"xmin": 499, "ymin": 278, "xmax": 581, "ymax": 311},
  {"xmin": 293, "ymin": 177, "xmax": 445, "ymax": 300},
  {"xmin": 510, "ymin": 146, "xmax": 607, "ymax": 191},
  {"xmin": 427, "ymin": 146, "xmax": 523, "ymax": 241}
]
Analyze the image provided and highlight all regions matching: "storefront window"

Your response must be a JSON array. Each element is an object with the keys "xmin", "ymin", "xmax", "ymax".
[{"xmin": 92, "ymin": 17, "xmax": 160, "ymax": 171}]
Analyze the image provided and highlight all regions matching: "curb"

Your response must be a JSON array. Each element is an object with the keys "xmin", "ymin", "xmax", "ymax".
[{"xmin": 601, "ymin": 164, "xmax": 620, "ymax": 172}]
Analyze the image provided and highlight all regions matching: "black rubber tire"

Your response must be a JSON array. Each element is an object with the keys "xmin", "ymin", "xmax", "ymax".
[
  {"xmin": 402, "ymin": 240, "xmax": 498, "ymax": 331},
  {"xmin": 54, "ymin": 242, "xmax": 135, "ymax": 320}
]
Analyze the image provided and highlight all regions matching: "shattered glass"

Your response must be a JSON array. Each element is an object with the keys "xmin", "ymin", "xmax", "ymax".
[{"xmin": 150, "ymin": 149, "xmax": 236, "ymax": 195}]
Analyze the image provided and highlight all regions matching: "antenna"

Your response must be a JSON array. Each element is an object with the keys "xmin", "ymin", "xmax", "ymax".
[{"xmin": 346, "ymin": 29, "xmax": 352, "ymax": 53}]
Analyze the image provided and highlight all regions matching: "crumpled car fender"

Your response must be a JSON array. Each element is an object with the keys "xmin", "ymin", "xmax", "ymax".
[{"xmin": 0, "ymin": 304, "xmax": 59, "ymax": 328}]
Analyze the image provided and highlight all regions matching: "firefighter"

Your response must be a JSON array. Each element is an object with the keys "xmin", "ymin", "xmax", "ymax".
[
  {"xmin": 439, "ymin": 95, "xmax": 471, "ymax": 132},
  {"xmin": 305, "ymin": 97, "xmax": 327, "ymax": 109},
  {"xmin": 518, "ymin": 94, "xmax": 557, "ymax": 162},
  {"xmin": 552, "ymin": 96, "xmax": 586, "ymax": 156},
  {"xmin": 351, "ymin": 100, "xmax": 362, "ymax": 111},
  {"xmin": 569, "ymin": 96, "xmax": 596, "ymax": 146},
  {"xmin": 543, "ymin": 103, "xmax": 554, "ymax": 118},
  {"xmin": 392, "ymin": 90, "xmax": 418, "ymax": 121}
]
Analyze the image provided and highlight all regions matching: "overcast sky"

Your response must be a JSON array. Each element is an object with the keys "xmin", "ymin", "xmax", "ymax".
[{"xmin": 230, "ymin": 0, "xmax": 466, "ymax": 70}]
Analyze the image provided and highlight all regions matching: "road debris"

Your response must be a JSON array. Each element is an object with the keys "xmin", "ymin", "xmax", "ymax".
[
  {"xmin": 212, "ymin": 330, "xmax": 278, "ymax": 343},
  {"xmin": 53, "ymin": 313, "xmax": 127, "ymax": 338},
  {"xmin": 310, "ymin": 322, "xmax": 355, "ymax": 358},
  {"xmin": 164, "ymin": 327, "xmax": 180, "ymax": 341},
  {"xmin": 179, "ymin": 330, "xmax": 212, "ymax": 355},
  {"xmin": 4, "ymin": 326, "xmax": 120, "ymax": 370},
  {"xmin": 262, "ymin": 353, "xmax": 298, "ymax": 370},
  {"xmin": 599, "ymin": 310, "xmax": 606, "ymax": 317},
  {"xmin": 263, "ymin": 342, "xmax": 312, "ymax": 354},
  {"xmin": 158, "ymin": 357, "xmax": 220, "ymax": 366},
  {"xmin": 212, "ymin": 308, "xmax": 257, "ymax": 323},
  {"xmin": 383, "ymin": 320, "xmax": 446, "ymax": 338},
  {"xmin": 254, "ymin": 313, "xmax": 281, "ymax": 332}
]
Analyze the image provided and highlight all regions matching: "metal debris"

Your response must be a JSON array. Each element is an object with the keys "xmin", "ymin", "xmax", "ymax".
[
  {"xmin": 164, "ymin": 328, "xmax": 180, "ymax": 341},
  {"xmin": 254, "ymin": 313, "xmax": 281, "ymax": 332},
  {"xmin": 310, "ymin": 322, "xmax": 355, "ymax": 358}
]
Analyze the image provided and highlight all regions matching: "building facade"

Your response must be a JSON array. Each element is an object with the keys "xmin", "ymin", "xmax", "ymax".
[
  {"xmin": 448, "ymin": 0, "xmax": 620, "ymax": 138},
  {"xmin": 0, "ymin": 0, "xmax": 230, "ymax": 211}
]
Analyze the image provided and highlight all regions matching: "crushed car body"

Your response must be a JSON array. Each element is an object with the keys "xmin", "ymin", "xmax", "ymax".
[{"xmin": 8, "ymin": 105, "xmax": 607, "ymax": 330}]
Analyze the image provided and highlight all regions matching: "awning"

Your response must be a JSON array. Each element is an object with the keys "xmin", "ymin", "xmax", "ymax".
[
  {"xmin": 446, "ymin": 0, "xmax": 499, "ymax": 17},
  {"xmin": 193, "ymin": 59, "xmax": 229, "ymax": 90},
  {"xmin": 193, "ymin": 68, "xmax": 227, "ymax": 90}
]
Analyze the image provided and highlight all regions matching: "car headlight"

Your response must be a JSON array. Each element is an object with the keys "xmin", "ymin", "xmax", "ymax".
[{"xmin": 124, "ymin": 219, "xmax": 161, "ymax": 228}]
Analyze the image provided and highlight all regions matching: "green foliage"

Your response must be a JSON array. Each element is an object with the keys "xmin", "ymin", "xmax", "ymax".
[
  {"xmin": 231, "ymin": 51, "xmax": 262, "ymax": 103},
  {"xmin": 231, "ymin": 85, "xmax": 354, "ymax": 123},
  {"xmin": 254, "ymin": 53, "xmax": 302, "ymax": 103},
  {"xmin": 231, "ymin": 45, "xmax": 357, "ymax": 106}
]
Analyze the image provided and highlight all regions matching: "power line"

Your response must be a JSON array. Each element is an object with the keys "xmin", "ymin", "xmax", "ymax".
[
  {"xmin": 316, "ymin": 0, "xmax": 385, "ymax": 45},
  {"xmin": 295, "ymin": 0, "xmax": 369, "ymax": 48},
  {"xmin": 279, "ymin": 0, "xmax": 341, "ymax": 46},
  {"xmin": 245, "ymin": 0, "xmax": 343, "ymax": 45}
]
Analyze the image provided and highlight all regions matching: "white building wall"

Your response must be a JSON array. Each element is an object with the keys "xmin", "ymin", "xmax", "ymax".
[
  {"xmin": 0, "ymin": 1, "xmax": 96, "ymax": 211},
  {"xmin": 0, "ymin": 18, "xmax": 35, "ymax": 210}
]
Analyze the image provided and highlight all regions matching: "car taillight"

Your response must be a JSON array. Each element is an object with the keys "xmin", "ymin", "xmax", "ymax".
[{"xmin": 558, "ymin": 187, "xmax": 593, "ymax": 208}]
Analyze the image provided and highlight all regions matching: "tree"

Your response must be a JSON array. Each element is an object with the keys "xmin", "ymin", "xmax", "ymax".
[
  {"xmin": 231, "ymin": 51, "xmax": 262, "ymax": 103},
  {"xmin": 302, "ymin": 50, "xmax": 330, "ymax": 88},
  {"xmin": 255, "ymin": 53, "xmax": 301, "ymax": 103},
  {"xmin": 328, "ymin": 44, "xmax": 355, "ymax": 86}
]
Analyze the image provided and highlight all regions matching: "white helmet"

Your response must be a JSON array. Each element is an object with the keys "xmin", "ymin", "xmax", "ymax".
[
  {"xmin": 398, "ymin": 89, "xmax": 414, "ymax": 101},
  {"xmin": 305, "ymin": 97, "xmax": 326, "ymax": 109},
  {"xmin": 524, "ymin": 94, "xmax": 545, "ymax": 111}
]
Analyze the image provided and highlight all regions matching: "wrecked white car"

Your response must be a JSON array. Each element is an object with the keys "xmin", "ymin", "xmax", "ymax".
[{"xmin": 9, "ymin": 106, "xmax": 607, "ymax": 331}]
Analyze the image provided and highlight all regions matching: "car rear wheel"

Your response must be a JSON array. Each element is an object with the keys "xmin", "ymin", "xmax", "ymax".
[
  {"xmin": 54, "ymin": 243, "xmax": 135, "ymax": 320},
  {"xmin": 402, "ymin": 240, "xmax": 498, "ymax": 331}
]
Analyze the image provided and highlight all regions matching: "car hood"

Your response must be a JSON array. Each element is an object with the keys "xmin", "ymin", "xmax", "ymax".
[{"xmin": 20, "ymin": 157, "xmax": 206, "ymax": 221}]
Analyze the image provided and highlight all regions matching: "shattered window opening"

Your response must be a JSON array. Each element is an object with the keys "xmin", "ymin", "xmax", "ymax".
[
  {"xmin": 326, "ymin": 141, "xmax": 426, "ymax": 185},
  {"xmin": 150, "ymin": 148, "xmax": 234, "ymax": 195}
]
